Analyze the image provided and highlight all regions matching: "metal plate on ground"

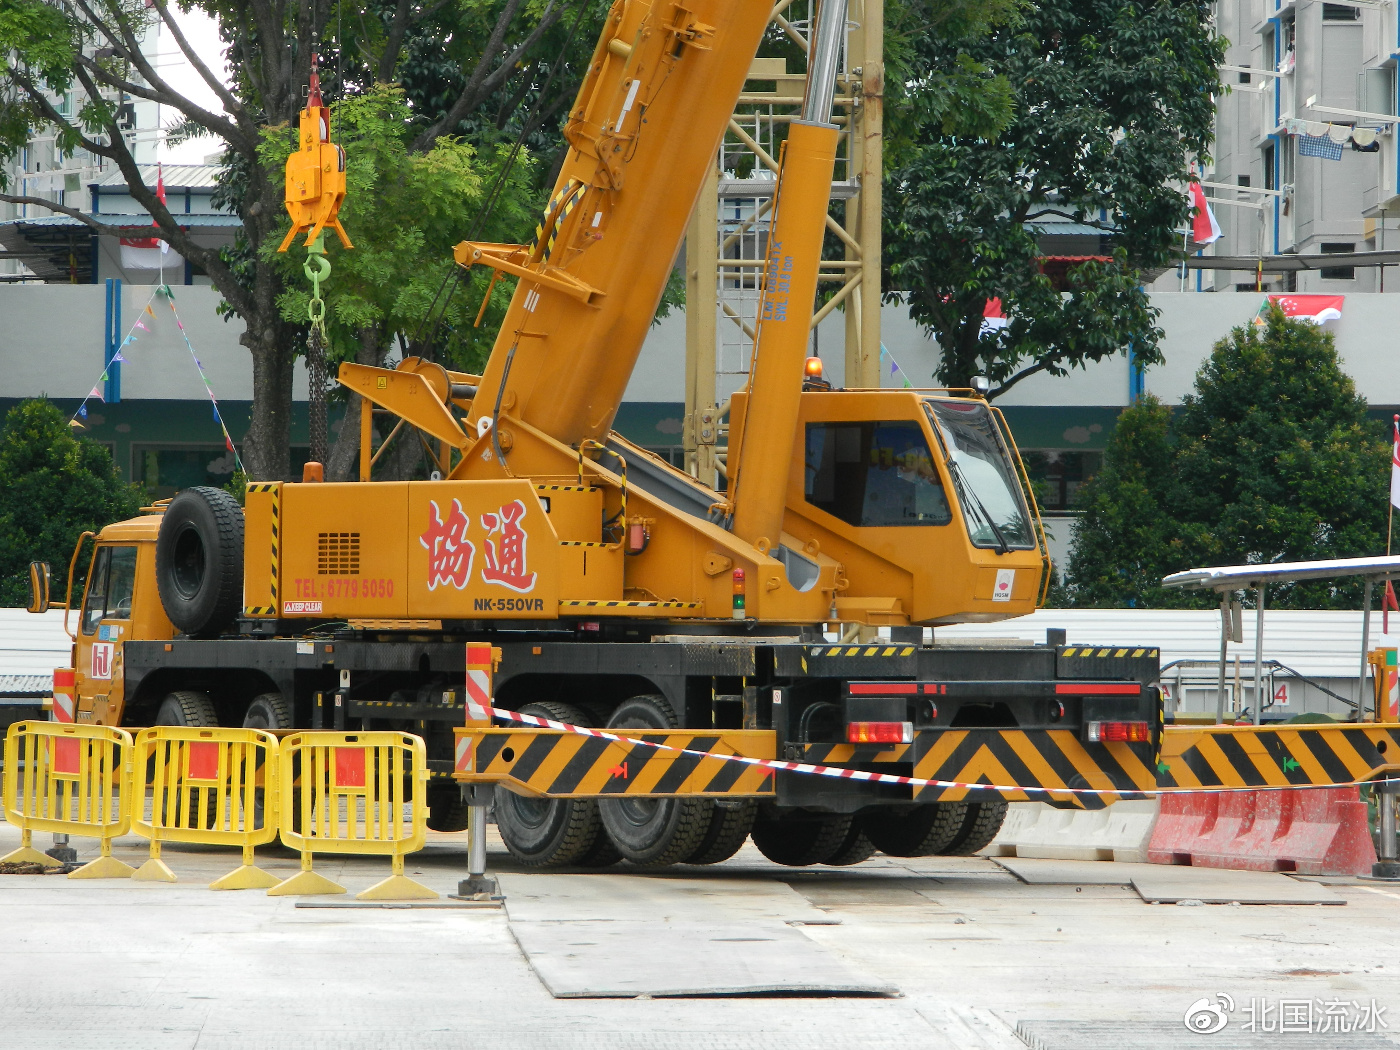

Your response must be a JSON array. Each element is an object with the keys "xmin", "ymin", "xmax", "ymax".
[
  {"xmin": 509, "ymin": 921, "xmax": 896, "ymax": 998},
  {"xmin": 994, "ymin": 858, "xmax": 1147, "ymax": 885},
  {"xmin": 497, "ymin": 873, "xmax": 833, "ymax": 924},
  {"xmin": 1130, "ymin": 868, "xmax": 1343, "ymax": 905},
  {"xmin": 1017, "ymin": 1020, "xmax": 1392, "ymax": 1049}
]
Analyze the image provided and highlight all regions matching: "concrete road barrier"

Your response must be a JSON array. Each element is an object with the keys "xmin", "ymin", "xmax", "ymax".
[{"xmin": 988, "ymin": 800, "xmax": 1161, "ymax": 863}]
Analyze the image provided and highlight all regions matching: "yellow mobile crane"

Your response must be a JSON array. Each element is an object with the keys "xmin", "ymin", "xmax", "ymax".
[{"xmin": 33, "ymin": 0, "xmax": 1327, "ymax": 871}]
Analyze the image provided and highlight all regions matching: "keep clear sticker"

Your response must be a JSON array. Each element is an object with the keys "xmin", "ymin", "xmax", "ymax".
[{"xmin": 993, "ymin": 568, "xmax": 1015, "ymax": 602}]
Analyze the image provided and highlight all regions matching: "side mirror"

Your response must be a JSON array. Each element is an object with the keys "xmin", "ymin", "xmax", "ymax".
[{"xmin": 27, "ymin": 561, "xmax": 51, "ymax": 614}]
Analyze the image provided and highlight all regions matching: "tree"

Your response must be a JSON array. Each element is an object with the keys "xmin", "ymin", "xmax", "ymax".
[
  {"xmin": 1065, "ymin": 309, "xmax": 1390, "ymax": 609},
  {"xmin": 0, "ymin": 399, "xmax": 143, "ymax": 606},
  {"xmin": 1059, "ymin": 394, "xmax": 1195, "ymax": 608},
  {"xmin": 883, "ymin": 0, "xmax": 1224, "ymax": 396},
  {"xmin": 0, "ymin": 0, "xmax": 579, "ymax": 481},
  {"xmin": 263, "ymin": 83, "xmax": 538, "ymax": 480}
]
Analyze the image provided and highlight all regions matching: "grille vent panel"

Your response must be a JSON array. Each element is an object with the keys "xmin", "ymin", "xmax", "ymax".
[{"xmin": 317, "ymin": 532, "xmax": 361, "ymax": 575}]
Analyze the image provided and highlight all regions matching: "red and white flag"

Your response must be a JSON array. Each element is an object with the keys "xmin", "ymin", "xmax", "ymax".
[
  {"xmin": 1264, "ymin": 294, "xmax": 1345, "ymax": 324},
  {"xmin": 120, "ymin": 164, "xmax": 178, "ymax": 270},
  {"xmin": 1391, "ymin": 416, "xmax": 1400, "ymax": 512},
  {"xmin": 981, "ymin": 298, "xmax": 1008, "ymax": 334},
  {"xmin": 1188, "ymin": 181, "xmax": 1222, "ymax": 245}
]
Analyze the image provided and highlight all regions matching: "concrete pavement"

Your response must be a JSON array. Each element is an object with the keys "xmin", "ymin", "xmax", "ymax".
[{"xmin": 1, "ymin": 817, "xmax": 1397, "ymax": 1049}]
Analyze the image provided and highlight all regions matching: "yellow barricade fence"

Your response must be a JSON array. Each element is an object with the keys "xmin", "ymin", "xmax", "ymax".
[
  {"xmin": 271, "ymin": 731, "xmax": 434, "ymax": 900},
  {"xmin": 1, "ymin": 720, "xmax": 133, "ymax": 878},
  {"xmin": 130, "ymin": 727, "xmax": 281, "ymax": 890}
]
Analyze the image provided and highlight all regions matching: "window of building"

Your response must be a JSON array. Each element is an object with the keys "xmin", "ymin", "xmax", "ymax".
[
  {"xmin": 1320, "ymin": 242, "xmax": 1356, "ymax": 280},
  {"xmin": 131, "ymin": 445, "xmax": 310, "ymax": 499},
  {"xmin": 1263, "ymin": 143, "xmax": 1276, "ymax": 190},
  {"xmin": 1020, "ymin": 450, "xmax": 1104, "ymax": 512},
  {"xmin": 1237, "ymin": 175, "xmax": 1251, "ymax": 188},
  {"xmin": 1322, "ymin": 3, "xmax": 1361, "ymax": 20},
  {"xmin": 1238, "ymin": 69, "xmax": 1251, "ymax": 85}
]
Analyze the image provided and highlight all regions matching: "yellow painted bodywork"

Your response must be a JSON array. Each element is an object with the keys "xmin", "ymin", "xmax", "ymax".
[
  {"xmin": 244, "ymin": 0, "xmax": 1047, "ymax": 627},
  {"xmin": 73, "ymin": 517, "xmax": 171, "ymax": 727}
]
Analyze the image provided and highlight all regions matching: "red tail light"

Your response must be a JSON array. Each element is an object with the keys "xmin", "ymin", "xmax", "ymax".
[
  {"xmin": 847, "ymin": 721, "xmax": 913, "ymax": 744},
  {"xmin": 1086, "ymin": 720, "xmax": 1150, "ymax": 743}
]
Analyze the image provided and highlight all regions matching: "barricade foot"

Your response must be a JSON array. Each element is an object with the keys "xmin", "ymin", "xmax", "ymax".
[
  {"xmin": 210, "ymin": 864, "xmax": 280, "ymax": 891},
  {"xmin": 68, "ymin": 855, "xmax": 136, "ymax": 880},
  {"xmin": 268, "ymin": 870, "xmax": 347, "ymax": 896},
  {"xmin": 357, "ymin": 874, "xmax": 438, "ymax": 901},
  {"xmin": 1366, "ymin": 860, "xmax": 1400, "ymax": 881},
  {"xmin": 0, "ymin": 846, "xmax": 62, "ymax": 868},
  {"xmin": 132, "ymin": 857, "xmax": 178, "ymax": 882}
]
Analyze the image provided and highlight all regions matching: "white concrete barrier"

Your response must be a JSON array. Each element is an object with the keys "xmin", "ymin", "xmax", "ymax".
[{"xmin": 985, "ymin": 800, "xmax": 1161, "ymax": 863}]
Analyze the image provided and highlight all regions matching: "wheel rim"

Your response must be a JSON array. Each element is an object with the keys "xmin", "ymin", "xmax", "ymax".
[
  {"xmin": 616, "ymin": 797, "xmax": 660, "ymax": 827},
  {"xmin": 509, "ymin": 794, "xmax": 553, "ymax": 831},
  {"xmin": 171, "ymin": 525, "xmax": 207, "ymax": 600}
]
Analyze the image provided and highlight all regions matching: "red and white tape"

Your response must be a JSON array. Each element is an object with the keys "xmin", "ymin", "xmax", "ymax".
[{"xmin": 480, "ymin": 705, "xmax": 1395, "ymax": 798}]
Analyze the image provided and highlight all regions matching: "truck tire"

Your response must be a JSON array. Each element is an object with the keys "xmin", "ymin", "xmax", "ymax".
[
  {"xmin": 242, "ymin": 693, "xmax": 292, "ymax": 730},
  {"xmin": 822, "ymin": 822, "xmax": 877, "ymax": 866},
  {"xmin": 941, "ymin": 799, "xmax": 1009, "ymax": 856},
  {"xmin": 156, "ymin": 486, "xmax": 244, "ymax": 638},
  {"xmin": 685, "ymin": 800, "xmax": 757, "ymax": 865},
  {"xmin": 751, "ymin": 813, "xmax": 853, "ymax": 867},
  {"xmin": 426, "ymin": 782, "xmax": 473, "ymax": 833},
  {"xmin": 861, "ymin": 802, "xmax": 967, "ymax": 857},
  {"xmin": 575, "ymin": 830, "xmax": 623, "ymax": 868},
  {"xmin": 155, "ymin": 691, "xmax": 219, "ymax": 727},
  {"xmin": 597, "ymin": 695, "xmax": 710, "ymax": 868},
  {"xmin": 495, "ymin": 701, "xmax": 606, "ymax": 867}
]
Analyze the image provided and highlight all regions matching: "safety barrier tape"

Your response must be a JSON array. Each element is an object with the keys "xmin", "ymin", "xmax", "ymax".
[{"xmin": 476, "ymin": 705, "xmax": 1400, "ymax": 798}]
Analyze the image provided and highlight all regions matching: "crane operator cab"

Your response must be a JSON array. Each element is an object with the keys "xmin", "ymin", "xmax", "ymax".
[{"xmin": 744, "ymin": 387, "xmax": 1049, "ymax": 627}]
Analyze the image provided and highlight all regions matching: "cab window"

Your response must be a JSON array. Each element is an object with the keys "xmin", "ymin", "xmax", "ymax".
[
  {"xmin": 81, "ymin": 546, "xmax": 138, "ymax": 635},
  {"xmin": 804, "ymin": 422, "xmax": 952, "ymax": 528}
]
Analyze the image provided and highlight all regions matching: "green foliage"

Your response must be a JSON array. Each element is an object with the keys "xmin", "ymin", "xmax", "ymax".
[
  {"xmin": 1065, "ymin": 310, "xmax": 1390, "ymax": 609},
  {"xmin": 884, "ymin": 0, "xmax": 1224, "ymax": 395},
  {"xmin": 0, "ymin": 399, "xmax": 144, "ymax": 606},
  {"xmin": 265, "ymin": 85, "xmax": 538, "ymax": 374}
]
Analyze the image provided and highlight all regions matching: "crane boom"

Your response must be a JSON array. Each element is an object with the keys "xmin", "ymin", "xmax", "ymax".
[{"xmin": 457, "ymin": 1, "xmax": 773, "ymax": 450}]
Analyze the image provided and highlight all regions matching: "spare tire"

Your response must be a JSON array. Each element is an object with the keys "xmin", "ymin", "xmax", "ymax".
[{"xmin": 156, "ymin": 486, "xmax": 244, "ymax": 638}]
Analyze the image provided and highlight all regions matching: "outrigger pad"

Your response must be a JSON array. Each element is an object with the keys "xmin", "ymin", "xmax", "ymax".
[
  {"xmin": 209, "ymin": 864, "xmax": 281, "ymax": 891},
  {"xmin": 131, "ymin": 858, "xmax": 178, "ymax": 883},
  {"xmin": 68, "ymin": 855, "xmax": 136, "ymax": 880},
  {"xmin": 0, "ymin": 846, "xmax": 62, "ymax": 868},
  {"xmin": 267, "ymin": 869, "xmax": 347, "ymax": 896},
  {"xmin": 356, "ymin": 874, "xmax": 438, "ymax": 901}
]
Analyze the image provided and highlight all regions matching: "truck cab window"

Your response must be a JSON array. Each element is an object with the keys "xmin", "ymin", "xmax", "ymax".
[
  {"xmin": 105, "ymin": 546, "xmax": 137, "ymax": 620},
  {"xmin": 924, "ymin": 400, "xmax": 1036, "ymax": 550},
  {"xmin": 81, "ymin": 546, "xmax": 137, "ymax": 634},
  {"xmin": 81, "ymin": 547, "xmax": 111, "ymax": 635},
  {"xmin": 804, "ymin": 421, "xmax": 951, "ymax": 528}
]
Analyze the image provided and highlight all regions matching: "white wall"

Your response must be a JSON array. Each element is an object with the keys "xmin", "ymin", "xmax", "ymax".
[{"xmin": 0, "ymin": 284, "xmax": 307, "ymax": 401}]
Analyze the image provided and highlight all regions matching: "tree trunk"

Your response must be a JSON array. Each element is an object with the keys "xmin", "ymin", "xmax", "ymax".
[
  {"xmin": 325, "ymin": 325, "xmax": 388, "ymax": 481},
  {"xmin": 241, "ymin": 325, "xmax": 295, "ymax": 480}
]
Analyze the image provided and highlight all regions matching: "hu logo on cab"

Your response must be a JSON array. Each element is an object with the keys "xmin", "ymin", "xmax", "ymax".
[{"xmin": 90, "ymin": 642, "xmax": 114, "ymax": 680}]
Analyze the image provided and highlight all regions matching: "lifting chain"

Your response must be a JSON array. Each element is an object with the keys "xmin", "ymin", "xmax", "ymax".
[{"xmin": 305, "ymin": 231, "xmax": 331, "ymax": 464}]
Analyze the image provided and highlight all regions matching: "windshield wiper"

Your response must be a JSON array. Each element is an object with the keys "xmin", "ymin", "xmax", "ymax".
[{"xmin": 944, "ymin": 456, "xmax": 1011, "ymax": 555}]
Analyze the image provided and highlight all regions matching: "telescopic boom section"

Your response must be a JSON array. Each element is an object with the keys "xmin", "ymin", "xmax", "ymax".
[
  {"xmin": 453, "ymin": 1, "xmax": 773, "ymax": 452},
  {"xmin": 728, "ymin": 0, "xmax": 847, "ymax": 549}
]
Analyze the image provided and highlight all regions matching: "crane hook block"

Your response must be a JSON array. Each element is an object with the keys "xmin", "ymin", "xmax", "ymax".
[{"xmin": 278, "ymin": 55, "xmax": 352, "ymax": 252}]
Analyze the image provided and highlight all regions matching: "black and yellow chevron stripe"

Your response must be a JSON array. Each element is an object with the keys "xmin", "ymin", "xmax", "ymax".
[
  {"xmin": 455, "ymin": 728, "xmax": 775, "ymax": 798},
  {"xmin": 1159, "ymin": 723, "xmax": 1400, "ymax": 791},
  {"xmin": 913, "ymin": 728, "xmax": 1157, "ymax": 810},
  {"xmin": 800, "ymin": 742, "xmax": 912, "ymax": 765},
  {"xmin": 528, "ymin": 180, "xmax": 585, "ymax": 261},
  {"xmin": 810, "ymin": 645, "xmax": 917, "ymax": 658},
  {"xmin": 244, "ymin": 482, "xmax": 281, "ymax": 618}
]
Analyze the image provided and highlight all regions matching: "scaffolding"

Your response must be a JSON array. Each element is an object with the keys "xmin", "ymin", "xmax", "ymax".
[{"xmin": 684, "ymin": 0, "xmax": 883, "ymax": 487}]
